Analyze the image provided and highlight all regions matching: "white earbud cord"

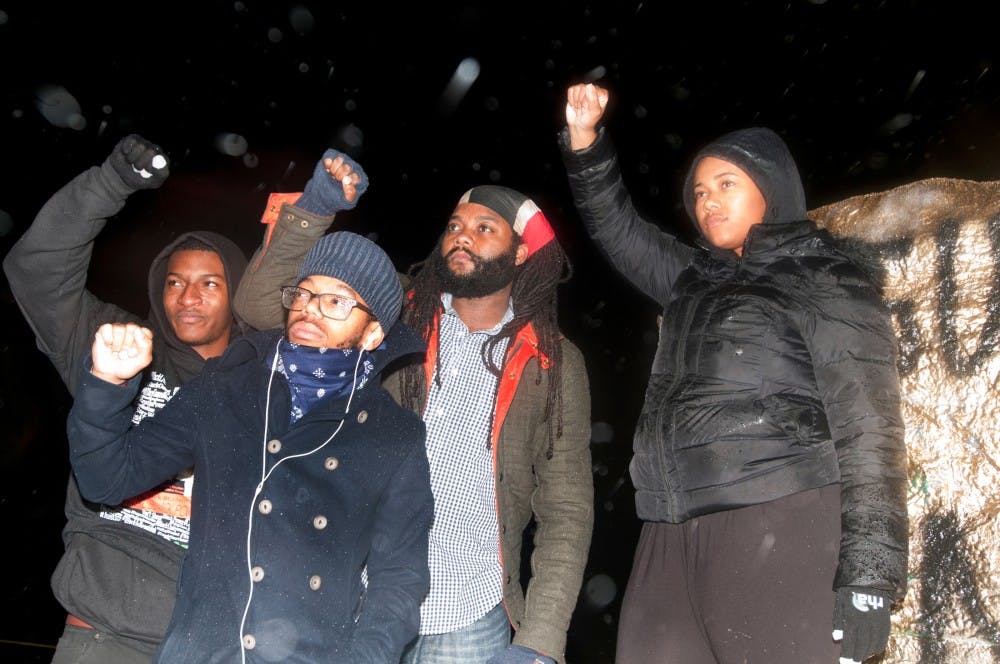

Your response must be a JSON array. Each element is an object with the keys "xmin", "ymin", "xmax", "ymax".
[{"xmin": 238, "ymin": 339, "xmax": 367, "ymax": 662}]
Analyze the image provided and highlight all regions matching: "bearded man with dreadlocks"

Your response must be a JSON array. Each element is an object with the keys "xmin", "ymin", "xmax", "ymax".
[{"xmin": 233, "ymin": 182, "xmax": 594, "ymax": 664}]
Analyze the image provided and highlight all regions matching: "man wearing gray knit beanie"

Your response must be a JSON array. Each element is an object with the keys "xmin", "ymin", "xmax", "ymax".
[
  {"xmin": 64, "ymin": 228, "xmax": 433, "ymax": 662},
  {"xmin": 232, "ymin": 178, "xmax": 594, "ymax": 664},
  {"xmin": 288, "ymin": 230, "xmax": 404, "ymax": 349}
]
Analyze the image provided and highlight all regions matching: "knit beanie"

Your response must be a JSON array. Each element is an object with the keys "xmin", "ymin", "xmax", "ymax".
[
  {"xmin": 457, "ymin": 185, "xmax": 555, "ymax": 256},
  {"xmin": 681, "ymin": 127, "xmax": 807, "ymax": 228},
  {"xmin": 296, "ymin": 232, "xmax": 403, "ymax": 328}
]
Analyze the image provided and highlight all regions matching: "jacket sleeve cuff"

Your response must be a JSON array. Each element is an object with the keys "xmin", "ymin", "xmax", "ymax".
[
  {"xmin": 79, "ymin": 355, "xmax": 142, "ymax": 399},
  {"xmin": 557, "ymin": 126, "xmax": 615, "ymax": 174},
  {"xmin": 283, "ymin": 202, "xmax": 338, "ymax": 230},
  {"xmin": 97, "ymin": 160, "xmax": 144, "ymax": 200}
]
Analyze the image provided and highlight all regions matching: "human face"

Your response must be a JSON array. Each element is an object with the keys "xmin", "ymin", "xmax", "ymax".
[
  {"xmin": 438, "ymin": 202, "xmax": 528, "ymax": 297},
  {"xmin": 162, "ymin": 250, "xmax": 232, "ymax": 359},
  {"xmin": 691, "ymin": 156, "xmax": 767, "ymax": 256},
  {"xmin": 285, "ymin": 275, "xmax": 383, "ymax": 350}
]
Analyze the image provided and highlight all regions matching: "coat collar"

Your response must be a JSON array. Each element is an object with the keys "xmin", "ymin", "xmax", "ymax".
[
  {"xmin": 696, "ymin": 218, "xmax": 822, "ymax": 262},
  {"xmin": 218, "ymin": 322, "xmax": 426, "ymax": 377}
]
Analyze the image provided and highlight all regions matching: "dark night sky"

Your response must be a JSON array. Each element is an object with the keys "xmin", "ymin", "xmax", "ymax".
[{"xmin": 2, "ymin": 1, "xmax": 1000, "ymax": 661}]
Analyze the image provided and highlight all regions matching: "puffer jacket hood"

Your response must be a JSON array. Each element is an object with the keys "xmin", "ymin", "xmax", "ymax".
[
  {"xmin": 682, "ymin": 127, "xmax": 808, "ymax": 235},
  {"xmin": 146, "ymin": 230, "xmax": 250, "ymax": 384}
]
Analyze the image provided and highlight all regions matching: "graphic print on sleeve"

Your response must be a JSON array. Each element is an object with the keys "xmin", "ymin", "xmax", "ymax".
[{"xmin": 97, "ymin": 370, "xmax": 193, "ymax": 548}]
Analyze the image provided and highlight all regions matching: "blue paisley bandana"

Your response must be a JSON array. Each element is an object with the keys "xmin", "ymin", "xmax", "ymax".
[{"xmin": 276, "ymin": 338, "xmax": 375, "ymax": 423}]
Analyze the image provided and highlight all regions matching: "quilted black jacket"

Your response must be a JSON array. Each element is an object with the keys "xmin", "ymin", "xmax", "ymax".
[{"xmin": 560, "ymin": 127, "xmax": 908, "ymax": 600}]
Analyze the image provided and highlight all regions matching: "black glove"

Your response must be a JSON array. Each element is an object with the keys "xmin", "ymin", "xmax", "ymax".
[
  {"xmin": 107, "ymin": 134, "xmax": 170, "ymax": 190},
  {"xmin": 832, "ymin": 586, "xmax": 892, "ymax": 663},
  {"xmin": 294, "ymin": 148, "xmax": 369, "ymax": 216}
]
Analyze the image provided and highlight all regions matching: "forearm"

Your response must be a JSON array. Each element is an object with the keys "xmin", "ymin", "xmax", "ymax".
[
  {"xmin": 558, "ymin": 127, "xmax": 693, "ymax": 303},
  {"xmin": 517, "ymin": 349, "xmax": 594, "ymax": 659},
  {"xmin": 67, "ymin": 357, "xmax": 195, "ymax": 505},
  {"xmin": 233, "ymin": 203, "xmax": 335, "ymax": 330},
  {"xmin": 812, "ymin": 296, "xmax": 909, "ymax": 599},
  {"xmin": 831, "ymin": 333, "xmax": 908, "ymax": 596},
  {"xmin": 350, "ymin": 445, "xmax": 432, "ymax": 662},
  {"xmin": 348, "ymin": 570, "xmax": 427, "ymax": 663},
  {"xmin": 3, "ymin": 165, "xmax": 138, "ymax": 392},
  {"xmin": 66, "ymin": 360, "xmax": 146, "ymax": 504},
  {"xmin": 835, "ymin": 427, "xmax": 908, "ymax": 600}
]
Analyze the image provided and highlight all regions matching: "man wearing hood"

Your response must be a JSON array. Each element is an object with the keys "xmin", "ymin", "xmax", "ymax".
[
  {"xmin": 5, "ymin": 135, "xmax": 256, "ymax": 663},
  {"xmin": 66, "ymin": 231, "xmax": 433, "ymax": 663},
  {"xmin": 559, "ymin": 84, "xmax": 908, "ymax": 663}
]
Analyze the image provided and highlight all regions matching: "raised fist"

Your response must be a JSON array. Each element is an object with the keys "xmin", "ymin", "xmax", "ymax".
[
  {"xmin": 107, "ymin": 134, "xmax": 170, "ymax": 191},
  {"xmin": 90, "ymin": 323, "xmax": 154, "ymax": 384},
  {"xmin": 294, "ymin": 148, "xmax": 369, "ymax": 217},
  {"xmin": 565, "ymin": 83, "xmax": 610, "ymax": 151}
]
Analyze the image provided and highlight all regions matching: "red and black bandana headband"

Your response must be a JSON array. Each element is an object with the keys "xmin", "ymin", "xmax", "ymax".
[{"xmin": 457, "ymin": 185, "xmax": 556, "ymax": 256}]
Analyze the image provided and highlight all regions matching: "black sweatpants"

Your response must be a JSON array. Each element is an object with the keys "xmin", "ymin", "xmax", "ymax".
[{"xmin": 616, "ymin": 484, "xmax": 842, "ymax": 664}]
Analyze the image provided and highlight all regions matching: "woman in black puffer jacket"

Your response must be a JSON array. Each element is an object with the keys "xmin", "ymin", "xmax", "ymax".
[{"xmin": 560, "ymin": 83, "xmax": 907, "ymax": 664}]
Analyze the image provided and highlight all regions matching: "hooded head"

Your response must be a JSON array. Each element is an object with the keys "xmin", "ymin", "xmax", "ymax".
[
  {"xmin": 147, "ymin": 230, "xmax": 249, "ymax": 382},
  {"xmin": 682, "ymin": 127, "xmax": 807, "ymax": 240}
]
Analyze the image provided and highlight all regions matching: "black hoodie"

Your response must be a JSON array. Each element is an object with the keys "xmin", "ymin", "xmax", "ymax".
[
  {"xmin": 4, "ymin": 161, "xmax": 249, "ymax": 649},
  {"xmin": 139, "ymin": 231, "xmax": 250, "ymax": 408}
]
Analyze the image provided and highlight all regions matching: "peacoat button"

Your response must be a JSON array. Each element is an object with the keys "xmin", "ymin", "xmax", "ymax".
[
  {"xmin": 258, "ymin": 499, "xmax": 273, "ymax": 515},
  {"xmin": 357, "ymin": 410, "xmax": 368, "ymax": 423},
  {"xmin": 309, "ymin": 575, "xmax": 322, "ymax": 590},
  {"xmin": 501, "ymin": 524, "xmax": 507, "ymax": 534},
  {"xmin": 267, "ymin": 439, "xmax": 282, "ymax": 454},
  {"xmin": 250, "ymin": 566, "xmax": 265, "ymax": 582},
  {"xmin": 313, "ymin": 515, "xmax": 328, "ymax": 530},
  {"xmin": 299, "ymin": 219, "xmax": 309, "ymax": 228},
  {"xmin": 505, "ymin": 575, "xmax": 511, "ymax": 585},
  {"xmin": 324, "ymin": 456, "xmax": 339, "ymax": 471},
  {"xmin": 242, "ymin": 633, "xmax": 256, "ymax": 650},
  {"xmin": 282, "ymin": 213, "xmax": 294, "ymax": 223}
]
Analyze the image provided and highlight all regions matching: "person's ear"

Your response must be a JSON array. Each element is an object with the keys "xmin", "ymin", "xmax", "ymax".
[
  {"xmin": 363, "ymin": 323, "xmax": 385, "ymax": 351},
  {"xmin": 514, "ymin": 241, "xmax": 529, "ymax": 266}
]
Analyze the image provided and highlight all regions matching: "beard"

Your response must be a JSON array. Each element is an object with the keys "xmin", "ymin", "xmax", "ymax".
[{"xmin": 433, "ymin": 242, "xmax": 520, "ymax": 298}]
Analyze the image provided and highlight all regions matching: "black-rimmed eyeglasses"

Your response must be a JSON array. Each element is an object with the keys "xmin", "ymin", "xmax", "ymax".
[{"xmin": 280, "ymin": 286, "xmax": 376, "ymax": 321}]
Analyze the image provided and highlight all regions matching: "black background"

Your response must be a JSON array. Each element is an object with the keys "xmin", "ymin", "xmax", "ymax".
[{"xmin": 2, "ymin": 1, "xmax": 1000, "ymax": 661}]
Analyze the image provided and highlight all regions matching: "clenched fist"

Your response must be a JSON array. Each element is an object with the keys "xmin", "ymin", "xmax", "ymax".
[
  {"xmin": 107, "ymin": 134, "xmax": 170, "ymax": 191},
  {"xmin": 90, "ymin": 322, "xmax": 154, "ymax": 384}
]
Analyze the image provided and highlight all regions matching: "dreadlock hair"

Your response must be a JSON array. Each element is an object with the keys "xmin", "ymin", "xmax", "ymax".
[{"xmin": 400, "ymin": 236, "xmax": 572, "ymax": 458}]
